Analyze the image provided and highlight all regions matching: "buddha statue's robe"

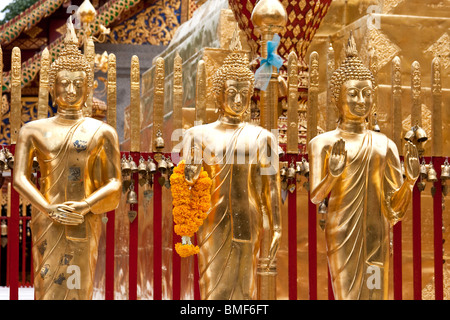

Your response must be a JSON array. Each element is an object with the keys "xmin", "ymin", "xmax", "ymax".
[
  {"xmin": 23, "ymin": 117, "xmax": 120, "ymax": 300},
  {"xmin": 181, "ymin": 120, "xmax": 280, "ymax": 300},
  {"xmin": 309, "ymin": 129, "xmax": 403, "ymax": 300}
]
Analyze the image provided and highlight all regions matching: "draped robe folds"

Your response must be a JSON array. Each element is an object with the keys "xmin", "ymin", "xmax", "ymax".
[
  {"xmin": 181, "ymin": 121, "xmax": 279, "ymax": 300},
  {"xmin": 310, "ymin": 130, "xmax": 404, "ymax": 300},
  {"xmin": 31, "ymin": 118, "xmax": 106, "ymax": 300}
]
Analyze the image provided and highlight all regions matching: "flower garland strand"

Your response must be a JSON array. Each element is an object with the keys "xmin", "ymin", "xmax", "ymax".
[{"xmin": 170, "ymin": 160, "xmax": 212, "ymax": 257}]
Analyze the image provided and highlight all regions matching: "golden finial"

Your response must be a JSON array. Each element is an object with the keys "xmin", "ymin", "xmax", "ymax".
[
  {"xmin": 78, "ymin": 0, "xmax": 96, "ymax": 25},
  {"xmin": 65, "ymin": 17, "xmax": 79, "ymax": 46},
  {"xmin": 48, "ymin": 19, "xmax": 93, "ymax": 91},
  {"xmin": 345, "ymin": 31, "xmax": 358, "ymax": 58},
  {"xmin": 229, "ymin": 23, "xmax": 242, "ymax": 51},
  {"xmin": 251, "ymin": 0, "xmax": 287, "ymax": 36},
  {"xmin": 212, "ymin": 24, "xmax": 253, "ymax": 100}
]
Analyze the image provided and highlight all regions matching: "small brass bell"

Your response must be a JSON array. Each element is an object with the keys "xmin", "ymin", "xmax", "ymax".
[
  {"xmin": 441, "ymin": 159, "xmax": 450, "ymax": 181},
  {"xmin": 318, "ymin": 200, "xmax": 327, "ymax": 215},
  {"xmin": 280, "ymin": 165, "xmax": 287, "ymax": 178},
  {"xmin": 296, "ymin": 161, "xmax": 302, "ymax": 174},
  {"xmin": 129, "ymin": 156, "xmax": 138, "ymax": 174},
  {"xmin": 158, "ymin": 157, "xmax": 168, "ymax": 174},
  {"xmin": 372, "ymin": 114, "xmax": 381, "ymax": 132},
  {"xmin": 415, "ymin": 126, "xmax": 428, "ymax": 143},
  {"xmin": 420, "ymin": 160, "xmax": 428, "ymax": 179},
  {"xmin": 287, "ymin": 163, "xmax": 296, "ymax": 179},
  {"xmin": 318, "ymin": 199, "xmax": 327, "ymax": 231},
  {"xmin": 147, "ymin": 158, "xmax": 157, "ymax": 174},
  {"xmin": 404, "ymin": 129, "xmax": 415, "ymax": 142},
  {"xmin": 417, "ymin": 180, "xmax": 426, "ymax": 192},
  {"xmin": 4, "ymin": 149, "xmax": 14, "ymax": 169},
  {"xmin": 1, "ymin": 220, "xmax": 7, "ymax": 248},
  {"xmin": 167, "ymin": 158, "xmax": 175, "ymax": 171},
  {"xmin": 1, "ymin": 220, "xmax": 7, "ymax": 237},
  {"xmin": 373, "ymin": 122, "xmax": 381, "ymax": 132},
  {"xmin": 32, "ymin": 156, "xmax": 39, "ymax": 170},
  {"xmin": 127, "ymin": 188, "xmax": 138, "ymax": 204},
  {"xmin": 302, "ymin": 158, "xmax": 309, "ymax": 177},
  {"xmin": 121, "ymin": 155, "xmax": 131, "ymax": 175},
  {"xmin": 0, "ymin": 149, "xmax": 6, "ymax": 167},
  {"xmin": 401, "ymin": 161, "xmax": 406, "ymax": 178},
  {"xmin": 427, "ymin": 162, "xmax": 438, "ymax": 182},
  {"xmin": 155, "ymin": 129, "xmax": 165, "ymax": 149},
  {"xmin": 138, "ymin": 157, "xmax": 147, "ymax": 175}
]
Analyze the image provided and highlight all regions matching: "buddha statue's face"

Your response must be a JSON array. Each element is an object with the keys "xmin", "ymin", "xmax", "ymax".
[
  {"xmin": 339, "ymin": 79, "xmax": 373, "ymax": 121},
  {"xmin": 53, "ymin": 70, "xmax": 88, "ymax": 110},
  {"xmin": 221, "ymin": 79, "xmax": 251, "ymax": 117}
]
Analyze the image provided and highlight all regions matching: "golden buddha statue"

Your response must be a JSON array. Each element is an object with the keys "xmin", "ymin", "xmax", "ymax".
[
  {"xmin": 308, "ymin": 34, "xmax": 420, "ymax": 300},
  {"xmin": 13, "ymin": 19, "xmax": 122, "ymax": 300},
  {"xmin": 180, "ymin": 49, "xmax": 282, "ymax": 300}
]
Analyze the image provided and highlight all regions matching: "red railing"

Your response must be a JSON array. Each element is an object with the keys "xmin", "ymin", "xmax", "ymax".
[{"xmin": 1, "ymin": 149, "xmax": 448, "ymax": 300}]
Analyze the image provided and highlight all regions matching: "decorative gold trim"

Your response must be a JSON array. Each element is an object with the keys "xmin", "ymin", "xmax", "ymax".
[
  {"xmin": 130, "ymin": 55, "xmax": 141, "ymax": 152},
  {"xmin": 172, "ymin": 51, "xmax": 183, "ymax": 134},
  {"xmin": 431, "ymin": 56, "xmax": 442, "ymax": 156},
  {"xmin": 10, "ymin": 47, "xmax": 21, "ymax": 144},
  {"xmin": 307, "ymin": 51, "xmax": 319, "ymax": 143},
  {"xmin": 84, "ymin": 37, "xmax": 95, "ymax": 117},
  {"xmin": 38, "ymin": 47, "xmax": 50, "ymax": 120},
  {"xmin": 411, "ymin": 61, "xmax": 421, "ymax": 127},
  {"xmin": 326, "ymin": 42, "xmax": 336, "ymax": 132},
  {"xmin": 286, "ymin": 51, "xmax": 298, "ymax": 154},
  {"xmin": 391, "ymin": 56, "xmax": 402, "ymax": 151},
  {"xmin": 107, "ymin": 53, "xmax": 117, "ymax": 129},
  {"xmin": 152, "ymin": 57, "xmax": 164, "ymax": 152}
]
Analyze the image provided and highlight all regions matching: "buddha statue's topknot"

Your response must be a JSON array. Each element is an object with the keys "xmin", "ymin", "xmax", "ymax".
[
  {"xmin": 330, "ymin": 33, "xmax": 375, "ymax": 104},
  {"xmin": 49, "ymin": 18, "xmax": 93, "ymax": 90}
]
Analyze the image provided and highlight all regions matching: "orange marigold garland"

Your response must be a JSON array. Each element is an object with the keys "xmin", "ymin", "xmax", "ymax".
[{"xmin": 170, "ymin": 160, "xmax": 212, "ymax": 257}]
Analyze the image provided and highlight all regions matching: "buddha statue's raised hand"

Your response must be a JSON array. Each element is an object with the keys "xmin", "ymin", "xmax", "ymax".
[
  {"xmin": 329, "ymin": 138, "xmax": 347, "ymax": 177},
  {"xmin": 404, "ymin": 141, "xmax": 420, "ymax": 183}
]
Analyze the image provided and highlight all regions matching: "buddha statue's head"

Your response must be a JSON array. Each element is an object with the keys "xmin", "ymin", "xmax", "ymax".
[
  {"xmin": 49, "ymin": 18, "xmax": 93, "ymax": 111},
  {"xmin": 330, "ymin": 33, "xmax": 376, "ymax": 123},
  {"xmin": 212, "ymin": 51, "xmax": 255, "ymax": 118}
]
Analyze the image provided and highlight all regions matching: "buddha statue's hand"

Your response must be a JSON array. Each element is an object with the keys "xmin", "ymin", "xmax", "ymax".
[
  {"xmin": 62, "ymin": 200, "xmax": 91, "ymax": 216},
  {"xmin": 47, "ymin": 203, "xmax": 84, "ymax": 225},
  {"xmin": 328, "ymin": 138, "xmax": 347, "ymax": 177},
  {"xmin": 404, "ymin": 141, "xmax": 420, "ymax": 183}
]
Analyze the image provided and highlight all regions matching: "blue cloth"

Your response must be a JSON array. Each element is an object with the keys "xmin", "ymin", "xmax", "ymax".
[{"xmin": 254, "ymin": 34, "xmax": 283, "ymax": 91}]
